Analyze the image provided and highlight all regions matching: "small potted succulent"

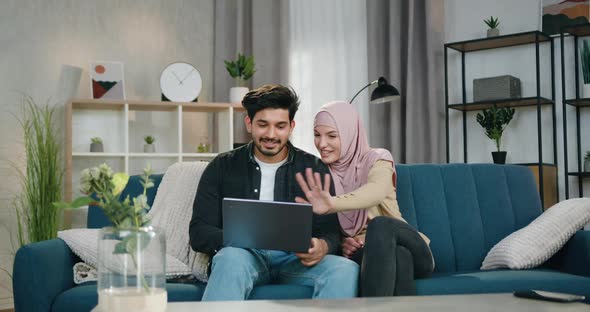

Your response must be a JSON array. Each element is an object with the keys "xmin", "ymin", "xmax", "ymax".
[
  {"xmin": 476, "ymin": 105, "xmax": 516, "ymax": 164},
  {"xmin": 484, "ymin": 16, "xmax": 500, "ymax": 37},
  {"xmin": 224, "ymin": 53, "xmax": 256, "ymax": 103},
  {"xmin": 144, "ymin": 135, "xmax": 155, "ymax": 153},
  {"xmin": 584, "ymin": 151, "xmax": 590, "ymax": 172},
  {"xmin": 90, "ymin": 137, "xmax": 104, "ymax": 152}
]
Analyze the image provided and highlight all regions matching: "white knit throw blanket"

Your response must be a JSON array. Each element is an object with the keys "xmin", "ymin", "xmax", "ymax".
[{"xmin": 58, "ymin": 161, "xmax": 210, "ymax": 283}]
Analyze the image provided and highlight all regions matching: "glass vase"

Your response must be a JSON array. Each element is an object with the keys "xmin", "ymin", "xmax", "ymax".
[{"xmin": 97, "ymin": 226, "xmax": 167, "ymax": 312}]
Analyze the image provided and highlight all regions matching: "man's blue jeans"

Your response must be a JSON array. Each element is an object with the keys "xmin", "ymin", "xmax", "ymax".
[{"xmin": 201, "ymin": 247, "xmax": 359, "ymax": 301}]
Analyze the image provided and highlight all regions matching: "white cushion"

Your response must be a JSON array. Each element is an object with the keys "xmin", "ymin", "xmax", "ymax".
[
  {"xmin": 58, "ymin": 161, "xmax": 211, "ymax": 283},
  {"xmin": 481, "ymin": 198, "xmax": 590, "ymax": 270},
  {"xmin": 58, "ymin": 229, "xmax": 192, "ymax": 279}
]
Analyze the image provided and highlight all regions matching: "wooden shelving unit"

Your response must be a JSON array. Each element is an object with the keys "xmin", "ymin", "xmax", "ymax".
[{"xmin": 65, "ymin": 98, "xmax": 245, "ymax": 200}]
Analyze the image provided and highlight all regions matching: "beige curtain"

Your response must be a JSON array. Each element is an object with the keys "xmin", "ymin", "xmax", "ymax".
[
  {"xmin": 213, "ymin": 0, "xmax": 289, "ymax": 144},
  {"xmin": 367, "ymin": 0, "xmax": 445, "ymax": 164}
]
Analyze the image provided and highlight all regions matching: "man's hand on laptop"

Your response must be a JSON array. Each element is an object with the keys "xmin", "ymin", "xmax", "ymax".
[{"xmin": 295, "ymin": 238, "xmax": 329, "ymax": 266}]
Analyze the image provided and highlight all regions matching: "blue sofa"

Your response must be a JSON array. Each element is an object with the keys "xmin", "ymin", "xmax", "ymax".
[{"xmin": 13, "ymin": 164, "xmax": 590, "ymax": 311}]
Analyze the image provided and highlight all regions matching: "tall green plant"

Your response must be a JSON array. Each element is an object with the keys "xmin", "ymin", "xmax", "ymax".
[
  {"xmin": 581, "ymin": 40, "xmax": 590, "ymax": 84},
  {"xmin": 476, "ymin": 105, "xmax": 515, "ymax": 152},
  {"xmin": 13, "ymin": 95, "xmax": 63, "ymax": 246}
]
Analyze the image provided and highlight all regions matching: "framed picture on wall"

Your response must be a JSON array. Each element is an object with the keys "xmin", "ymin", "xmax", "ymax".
[
  {"xmin": 542, "ymin": 0, "xmax": 590, "ymax": 36},
  {"xmin": 90, "ymin": 61, "xmax": 126, "ymax": 100}
]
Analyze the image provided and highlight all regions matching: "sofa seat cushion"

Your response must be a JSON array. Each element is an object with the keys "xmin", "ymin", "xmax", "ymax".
[
  {"xmin": 416, "ymin": 269, "xmax": 590, "ymax": 297},
  {"xmin": 51, "ymin": 282, "xmax": 205, "ymax": 312},
  {"xmin": 51, "ymin": 282, "xmax": 312, "ymax": 311}
]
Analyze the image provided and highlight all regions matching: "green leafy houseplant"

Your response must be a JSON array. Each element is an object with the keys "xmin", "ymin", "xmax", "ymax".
[
  {"xmin": 484, "ymin": 16, "xmax": 500, "ymax": 29},
  {"xmin": 13, "ymin": 95, "xmax": 63, "ymax": 246},
  {"xmin": 144, "ymin": 135, "xmax": 155, "ymax": 145},
  {"xmin": 224, "ymin": 53, "xmax": 256, "ymax": 87},
  {"xmin": 55, "ymin": 163, "xmax": 155, "ymax": 291},
  {"xmin": 585, "ymin": 151, "xmax": 590, "ymax": 162},
  {"xmin": 476, "ymin": 105, "xmax": 516, "ymax": 152},
  {"xmin": 91, "ymin": 137, "xmax": 103, "ymax": 144}
]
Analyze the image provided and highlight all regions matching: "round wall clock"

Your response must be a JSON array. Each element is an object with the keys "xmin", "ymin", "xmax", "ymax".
[{"xmin": 160, "ymin": 62, "xmax": 202, "ymax": 102}]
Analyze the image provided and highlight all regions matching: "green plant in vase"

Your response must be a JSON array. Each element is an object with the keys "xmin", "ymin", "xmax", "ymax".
[
  {"xmin": 224, "ymin": 53, "xmax": 256, "ymax": 103},
  {"xmin": 484, "ymin": 16, "xmax": 500, "ymax": 37},
  {"xmin": 476, "ymin": 104, "xmax": 515, "ymax": 164},
  {"xmin": 144, "ymin": 135, "xmax": 156, "ymax": 153},
  {"xmin": 56, "ymin": 164, "xmax": 167, "ymax": 310},
  {"xmin": 90, "ymin": 137, "xmax": 104, "ymax": 152}
]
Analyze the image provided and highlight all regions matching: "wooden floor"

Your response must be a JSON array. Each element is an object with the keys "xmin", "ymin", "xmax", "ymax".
[{"xmin": 0, "ymin": 308, "xmax": 14, "ymax": 312}]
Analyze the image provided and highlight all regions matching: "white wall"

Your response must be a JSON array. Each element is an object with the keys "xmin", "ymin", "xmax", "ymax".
[
  {"xmin": 0, "ymin": 1, "xmax": 214, "ymax": 308},
  {"xmin": 445, "ymin": 0, "xmax": 590, "ymax": 201}
]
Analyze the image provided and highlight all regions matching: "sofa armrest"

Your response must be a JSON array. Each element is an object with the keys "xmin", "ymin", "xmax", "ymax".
[
  {"xmin": 552, "ymin": 230, "xmax": 590, "ymax": 277},
  {"xmin": 13, "ymin": 239, "xmax": 78, "ymax": 312}
]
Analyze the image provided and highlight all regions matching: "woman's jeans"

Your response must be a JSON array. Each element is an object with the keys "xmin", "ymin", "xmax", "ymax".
[
  {"xmin": 202, "ymin": 247, "xmax": 359, "ymax": 301},
  {"xmin": 354, "ymin": 216, "xmax": 434, "ymax": 297}
]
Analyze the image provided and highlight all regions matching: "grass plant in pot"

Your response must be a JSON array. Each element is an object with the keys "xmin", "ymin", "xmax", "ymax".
[
  {"xmin": 224, "ymin": 53, "xmax": 256, "ymax": 103},
  {"xmin": 13, "ymin": 95, "xmax": 63, "ymax": 246},
  {"xmin": 585, "ymin": 151, "xmax": 590, "ymax": 172},
  {"xmin": 484, "ymin": 16, "xmax": 500, "ymax": 37},
  {"xmin": 144, "ymin": 135, "xmax": 155, "ymax": 153},
  {"xmin": 476, "ymin": 104, "xmax": 515, "ymax": 164},
  {"xmin": 91, "ymin": 137, "xmax": 104, "ymax": 152}
]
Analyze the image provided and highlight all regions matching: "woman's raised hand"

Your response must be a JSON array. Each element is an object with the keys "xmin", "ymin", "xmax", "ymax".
[{"xmin": 295, "ymin": 168, "xmax": 334, "ymax": 215}]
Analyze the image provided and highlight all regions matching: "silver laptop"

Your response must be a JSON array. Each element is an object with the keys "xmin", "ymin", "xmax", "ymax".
[{"xmin": 222, "ymin": 198, "xmax": 313, "ymax": 252}]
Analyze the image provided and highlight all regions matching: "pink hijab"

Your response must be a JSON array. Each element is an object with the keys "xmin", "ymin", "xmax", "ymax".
[{"xmin": 315, "ymin": 101, "xmax": 395, "ymax": 237}]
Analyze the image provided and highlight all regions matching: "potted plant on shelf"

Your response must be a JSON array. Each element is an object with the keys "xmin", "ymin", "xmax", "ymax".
[
  {"xmin": 55, "ymin": 164, "xmax": 167, "ymax": 311},
  {"xmin": 580, "ymin": 39, "xmax": 590, "ymax": 98},
  {"xmin": 484, "ymin": 16, "xmax": 500, "ymax": 37},
  {"xmin": 144, "ymin": 135, "xmax": 155, "ymax": 153},
  {"xmin": 90, "ymin": 137, "xmax": 103, "ymax": 153},
  {"xmin": 224, "ymin": 53, "xmax": 256, "ymax": 103},
  {"xmin": 476, "ymin": 104, "xmax": 516, "ymax": 164},
  {"xmin": 585, "ymin": 151, "xmax": 590, "ymax": 172}
]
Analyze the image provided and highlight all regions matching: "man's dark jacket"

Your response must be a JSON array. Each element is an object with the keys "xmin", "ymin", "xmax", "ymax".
[{"xmin": 189, "ymin": 141, "xmax": 341, "ymax": 257}]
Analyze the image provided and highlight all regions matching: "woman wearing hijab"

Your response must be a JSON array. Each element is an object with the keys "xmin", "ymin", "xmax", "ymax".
[{"xmin": 295, "ymin": 101, "xmax": 434, "ymax": 297}]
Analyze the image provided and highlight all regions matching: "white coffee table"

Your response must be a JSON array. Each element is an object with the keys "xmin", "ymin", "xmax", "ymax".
[{"xmin": 166, "ymin": 293, "xmax": 588, "ymax": 312}]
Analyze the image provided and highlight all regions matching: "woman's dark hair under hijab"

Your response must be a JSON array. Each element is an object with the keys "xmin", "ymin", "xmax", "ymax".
[{"xmin": 241, "ymin": 84, "xmax": 300, "ymax": 121}]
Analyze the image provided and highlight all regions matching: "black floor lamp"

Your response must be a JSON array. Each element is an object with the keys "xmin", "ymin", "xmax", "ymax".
[
  {"xmin": 350, "ymin": 76, "xmax": 402, "ymax": 156},
  {"xmin": 349, "ymin": 76, "xmax": 400, "ymax": 104}
]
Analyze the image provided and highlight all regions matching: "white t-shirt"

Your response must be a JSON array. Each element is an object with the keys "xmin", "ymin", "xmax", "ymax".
[{"xmin": 254, "ymin": 155, "xmax": 288, "ymax": 201}]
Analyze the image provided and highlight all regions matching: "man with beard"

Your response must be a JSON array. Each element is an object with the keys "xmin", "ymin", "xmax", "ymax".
[{"xmin": 189, "ymin": 84, "xmax": 359, "ymax": 301}]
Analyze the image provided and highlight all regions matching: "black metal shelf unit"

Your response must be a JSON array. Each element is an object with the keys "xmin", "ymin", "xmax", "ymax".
[
  {"xmin": 560, "ymin": 23, "xmax": 590, "ymax": 198},
  {"xmin": 444, "ymin": 31, "xmax": 557, "ymax": 208}
]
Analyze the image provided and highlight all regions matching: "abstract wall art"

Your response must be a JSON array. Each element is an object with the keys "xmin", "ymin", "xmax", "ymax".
[{"xmin": 90, "ymin": 61, "xmax": 126, "ymax": 100}]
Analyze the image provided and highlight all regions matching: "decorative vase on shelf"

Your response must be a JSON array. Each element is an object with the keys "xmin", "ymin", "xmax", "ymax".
[
  {"xmin": 97, "ymin": 226, "xmax": 167, "ymax": 312},
  {"xmin": 144, "ymin": 144, "xmax": 155, "ymax": 153},
  {"xmin": 492, "ymin": 151, "xmax": 507, "ymax": 164},
  {"xmin": 487, "ymin": 28, "xmax": 499, "ymax": 37},
  {"xmin": 90, "ymin": 142, "xmax": 104, "ymax": 153},
  {"xmin": 229, "ymin": 87, "xmax": 249, "ymax": 103},
  {"xmin": 584, "ymin": 160, "xmax": 590, "ymax": 172},
  {"xmin": 582, "ymin": 84, "xmax": 590, "ymax": 99}
]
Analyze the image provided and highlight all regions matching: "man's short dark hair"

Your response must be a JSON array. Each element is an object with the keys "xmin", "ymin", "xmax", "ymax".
[{"xmin": 242, "ymin": 84, "xmax": 300, "ymax": 121}]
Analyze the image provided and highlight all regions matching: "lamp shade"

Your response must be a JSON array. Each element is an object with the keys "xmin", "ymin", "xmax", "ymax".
[{"xmin": 370, "ymin": 77, "xmax": 400, "ymax": 104}]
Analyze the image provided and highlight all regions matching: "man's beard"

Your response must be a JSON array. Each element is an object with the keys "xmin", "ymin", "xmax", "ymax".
[{"xmin": 255, "ymin": 138, "xmax": 285, "ymax": 157}]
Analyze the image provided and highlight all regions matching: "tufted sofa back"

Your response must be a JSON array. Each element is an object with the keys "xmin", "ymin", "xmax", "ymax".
[{"xmin": 395, "ymin": 164, "xmax": 542, "ymax": 273}]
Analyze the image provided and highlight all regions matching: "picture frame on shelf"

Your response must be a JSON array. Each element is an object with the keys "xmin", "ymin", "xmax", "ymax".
[
  {"xmin": 541, "ymin": 0, "xmax": 590, "ymax": 36},
  {"xmin": 90, "ymin": 61, "xmax": 126, "ymax": 100}
]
